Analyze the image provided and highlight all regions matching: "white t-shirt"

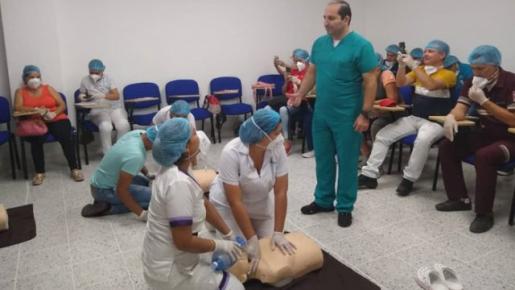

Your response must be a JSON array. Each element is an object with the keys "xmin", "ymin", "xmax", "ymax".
[
  {"xmin": 209, "ymin": 138, "xmax": 288, "ymax": 219},
  {"xmin": 152, "ymin": 105, "xmax": 196, "ymax": 130},
  {"xmin": 142, "ymin": 166, "xmax": 206, "ymax": 280},
  {"xmin": 79, "ymin": 74, "xmax": 121, "ymax": 109}
]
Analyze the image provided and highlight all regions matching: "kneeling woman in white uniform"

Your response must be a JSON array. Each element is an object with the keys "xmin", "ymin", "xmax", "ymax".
[
  {"xmin": 210, "ymin": 108, "xmax": 296, "ymax": 273},
  {"xmin": 142, "ymin": 118, "xmax": 244, "ymax": 290}
]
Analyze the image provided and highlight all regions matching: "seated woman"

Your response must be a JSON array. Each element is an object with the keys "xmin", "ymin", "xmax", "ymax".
[
  {"xmin": 142, "ymin": 118, "xmax": 244, "ymax": 290},
  {"xmin": 78, "ymin": 59, "xmax": 130, "ymax": 155},
  {"xmin": 14, "ymin": 65, "xmax": 84, "ymax": 185},
  {"xmin": 209, "ymin": 108, "xmax": 296, "ymax": 274}
]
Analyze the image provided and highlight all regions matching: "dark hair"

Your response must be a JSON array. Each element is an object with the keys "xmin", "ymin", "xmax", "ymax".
[{"xmin": 330, "ymin": 0, "xmax": 352, "ymax": 24}]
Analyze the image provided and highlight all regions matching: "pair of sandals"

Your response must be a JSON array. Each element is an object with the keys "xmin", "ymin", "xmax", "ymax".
[{"xmin": 415, "ymin": 264, "xmax": 463, "ymax": 290}]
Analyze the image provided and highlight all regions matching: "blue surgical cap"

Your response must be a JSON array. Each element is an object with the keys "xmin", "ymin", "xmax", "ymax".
[
  {"xmin": 385, "ymin": 44, "xmax": 400, "ymax": 54},
  {"xmin": 22, "ymin": 65, "xmax": 40, "ymax": 79},
  {"xmin": 152, "ymin": 118, "xmax": 192, "ymax": 167},
  {"xmin": 425, "ymin": 40, "xmax": 450, "ymax": 57},
  {"xmin": 468, "ymin": 45, "xmax": 502, "ymax": 66},
  {"xmin": 239, "ymin": 108, "xmax": 280, "ymax": 144},
  {"xmin": 146, "ymin": 125, "xmax": 160, "ymax": 143},
  {"xmin": 292, "ymin": 49, "xmax": 310, "ymax": 62},
  {"xmin": 443, "ymin": 55, "xmax": 459, "ymax": 68},
  {"xmin": 410, "ymin": 48, "xmax": 423, "ymax": 59},
  {"xmin": 170, "ymin": 100, "xmax": 191, "ymax": 117},
  {"xmin": 88, "ymin": 59, "xmax": 105, "ymax": 71}
]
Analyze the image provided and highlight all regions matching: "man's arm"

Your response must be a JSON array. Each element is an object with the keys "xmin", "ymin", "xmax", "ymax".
[
  {"xmin": 116, "ymin": 171, "xmax": 144, "ymax": 215},
  {"xmin": 411, "ymin": 67, "xmax": 448, "ymax": 90},
  {"xmin": 104, "ymin": 88, "xmax": 120, "ymax": 101},
  {"xmin": 482, "ymin": 101, "xmax": 515, "ymax": 127},
  {"xmin": 395, "ymin": 63, "xmax": 415, "ymax": 87},
  {"xmin": 362, "ymin": 69, "xmax": 379, "ymax": 112},
  {"xmin": 295, "ymin": 64, "xmax": 316, "ymax": 97}
]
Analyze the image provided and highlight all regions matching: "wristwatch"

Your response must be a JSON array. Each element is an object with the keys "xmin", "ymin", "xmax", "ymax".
[{"xmin": 360, "ymin": 110, "xmax": 370, "ymax": 119}]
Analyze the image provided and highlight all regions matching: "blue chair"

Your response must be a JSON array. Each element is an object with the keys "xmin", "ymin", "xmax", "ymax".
[
  {"xmin": 19, "ymin": 92, "xmax": 81, "ymax": 179},
  {"xmin": 255, "ymin": 74, "xmax": 285, "ymax": 109},
  {"xmin": 74, "ymin": 89, "xmax": 101, "ymax": 165},
  {"xmin": 165, "ymin": 79, "xmax": 216, "ymax": 142},
  {"xmin": 0, "ymin": 97, "xmax": 20, "ymax": 179},
  {"xmin": 210, "ymin": 77, "xmax": 253, "ymax": 142},
  {"xmin": 123, "ymin": 82, "xmax": 161, "ymax": 130}
]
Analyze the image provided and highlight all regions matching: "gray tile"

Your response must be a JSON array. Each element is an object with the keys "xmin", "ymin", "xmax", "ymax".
[
  {"xmin": 76, "ymin": 278, "xmax": 133, "ymax": 290},
  {"xmin": 430, "ymin": 233, "xmax": 492, "ymax": 264},
  {"xmin": 0, "ymin": 278, "xmax": 14, "ymax": 290},
  {"xmin": 122, "ymin": 249, "xmax": 145, "ymax": 290},
  {"xmin": 393, "ymin": 241, "xmax": 463, "ymax": 271},
  {"xmin": 110, "ymin": 214, "xmax": 146, "ymax": 252},
  {"xmin": 325, "ymin": 231, "xmax": 385, "ymax": 267},
  {"xmin": 16, "ymin": 265, "xmax": 74, "ymax": 290},
  {"xmin": 393, "ymin": 216, "xmax": 449, "ymax": 242},
  {"xmin": 20, "ymin": 213, "xmax": 68, "ymax": 250},
  {"xmin": 69, "ymin": 234, "xmax": 120, "ymax": 264},
  {"xmin": 0, "ymin": 246, "xmax": 19, "ymax": 283},
  {"xmin": 358, "ymin": 256, "xmax": 417, "ymax": 290},
  {"xmin": 471, "ymin": 245, "xmax": 515, "ymax": 287},
  {"xmin": 17, "ymin": 243, "xmax": 71, "ymax": 277},
  {"xmin": 73, "ymin": 254, "xmax": 131, "ymax": 289}
]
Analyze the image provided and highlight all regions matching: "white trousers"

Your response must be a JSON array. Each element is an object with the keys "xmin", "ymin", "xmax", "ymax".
[
  {"xmin": 89, "ymin": 108, "xmax": 130, "ymax": 154},
  {"xmin": 361, "ymin": 115, "xmax": 443, "ymax": 182},
  {"xmin": 279, "ymin": 106, "xmax": 290, "ymax": 139},
  {"xmin": 214, "ymin": 203, "xmax": 274, "ymax": 239}
]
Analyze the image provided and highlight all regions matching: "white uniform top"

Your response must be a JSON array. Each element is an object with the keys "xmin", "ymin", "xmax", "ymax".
[
  {"xmin": 142, "ymin": 166, "xmax": 206, "ymax": 281},
  {"xmin": 210, "ymin": 138, "xmax": 288, "ymax": 219},
  {"xmin": 79, "ymin": 74, "xmax": 122, "ymax": 110},
  {"xmin": 152, "ymin": 105, "xmax": 196, "ymax": 130}
]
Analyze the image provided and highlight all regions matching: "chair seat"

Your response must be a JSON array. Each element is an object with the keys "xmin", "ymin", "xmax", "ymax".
[
  {"xmin": 84, "ymin": 121, "xmax": 99, "ymax": 132},
  {"xmin": 191, "ymin": 108, "xmax": 212, "ymax": 120},
  {"xmin": 0, "ymin": 131, "xmax": 8, "ymax": 144},
  {"xmin": 256, "ymin": 101, "xmax": 268, "ymax": 110},
  {"xmin": 401, "ymin": 134, "xmax": 417, "ymax": 145},
  {"xmin": 131, "ymin": 113, "xmax": 157, "ymax": 126},
  {"xmin": 221, "ymin": 103, "xmax": 253, "ymax": 115}
]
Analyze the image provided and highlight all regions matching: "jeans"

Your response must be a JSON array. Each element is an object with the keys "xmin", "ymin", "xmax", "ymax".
[{"xmin": 90, "ymin": 175, "xmax": 151, "ymax": 214}]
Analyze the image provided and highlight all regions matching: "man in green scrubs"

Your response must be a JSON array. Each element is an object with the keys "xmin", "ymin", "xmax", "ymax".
[{"xmin": 293, "ymin": 0, "xmax": 378, "ymax": 227}]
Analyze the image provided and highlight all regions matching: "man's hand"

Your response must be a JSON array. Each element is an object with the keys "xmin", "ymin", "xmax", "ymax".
[
  {"xmin": 397, "ymin": 54, "xmax": 418, "ymax": 70},
  {"xmin": 135, "ymin": 210, "xmax": 148, "ymax": 222},
  {"xmin": 353, "ymin": 113, "xmax": 370, "ymax": 132},
  {"xmin": 443, "ymin": 114, "xmax": 458, "ymax": 142},
  {"xmin": 468, "ymin": 86, "xmax": 489, "ymax": 106}
]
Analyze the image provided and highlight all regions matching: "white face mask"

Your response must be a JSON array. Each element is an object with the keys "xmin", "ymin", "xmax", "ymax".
[
  {"xmin": 413, "ymin": 60, "xmax": 421, "ymax": 68},
  {"xmin": 472, "ymin": 76, "xmax": 488, "ymax": 89},
  {"xmin": 384, "ymin": 60, "xmax": 393, "ymax": 68},
  {"xmin": 296, "ymin": 61, "xmax": 306, "ymax": 71},
  {"xmin": 268, "ymin": 134, "xmax": 284, "ymax": 149},
  {"xmin": 424, "ymin": 66, "xmax": 438, "ymax": 75},
  {"xmin": 90, "ymin": 74, "xmax": 101, "ymax": 82},
  {"xmin": 27, "ymin": 78, "xmax": 41, "ymax": 89}
]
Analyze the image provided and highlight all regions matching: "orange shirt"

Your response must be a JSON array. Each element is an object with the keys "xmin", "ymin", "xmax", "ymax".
[{"xmin": 20, "ymin": 85, "xmax": 67, "ymax": 122}]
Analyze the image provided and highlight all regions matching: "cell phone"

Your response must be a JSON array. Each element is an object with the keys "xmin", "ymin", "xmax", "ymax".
[{"xmin": 398, "ymin": 42, "xmax": 407, "ymax": 54}]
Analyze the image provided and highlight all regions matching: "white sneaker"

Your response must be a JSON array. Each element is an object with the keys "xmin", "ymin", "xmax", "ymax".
[
  {"xmin": 302, "ymin": 150, "xmax": 315, "ymax": 158},
  {"xmin": 434, "ymin": 263, "xmax": 463, "ymax": 290},
  {"xmin": 415, "ymin": 266, "xmax": 448, "ymax": 290}
]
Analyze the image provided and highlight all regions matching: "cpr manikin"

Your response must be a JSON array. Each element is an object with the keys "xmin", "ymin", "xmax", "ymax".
[{"xmin": 229, "ymin": 232, "xmax": 324, "ymax": 286}]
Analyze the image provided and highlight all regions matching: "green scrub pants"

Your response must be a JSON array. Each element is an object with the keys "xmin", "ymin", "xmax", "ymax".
[{"xmin": 312, "ymin": 113, "xmax": 361, "ymax": 213}]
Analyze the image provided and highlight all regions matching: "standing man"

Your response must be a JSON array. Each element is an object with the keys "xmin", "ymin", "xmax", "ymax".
[{"xmin": 294, "ymin": 0, "xmax": 378, "ymax": 227}]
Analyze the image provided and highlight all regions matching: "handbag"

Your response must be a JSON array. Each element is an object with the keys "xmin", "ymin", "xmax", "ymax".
[
  {"xmin": 202, "ymin": 94, "xmax": 221, "ymax": 114},
  {"xmin": 15, "ymin": 118, "xmax": 48, "ymax": 137}
]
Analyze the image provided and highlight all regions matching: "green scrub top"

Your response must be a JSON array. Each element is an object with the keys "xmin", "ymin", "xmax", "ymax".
[{"xmin": 311, "ymin": 32, "xmax": 377, "ymax": 120}]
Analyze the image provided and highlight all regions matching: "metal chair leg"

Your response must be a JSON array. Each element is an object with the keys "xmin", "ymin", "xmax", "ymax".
[
  {"xmin": 388, "ymin": 142, "xmax": 397, "ymax": 174},
  {"xmin": 20, "ymin": 138, "xmax": 28, "ymax": 180},
  {"xmin": 209, "ymin": 116, "xmax": 216, "ymax": 143},
  {"xmin": 12, "ymin": 134, "xmax": 21, "ymax": 170},
  {"xmin": 398, "ymin": 142, "xmax": 403, "ymax": 173},
  {"xmin": 432, "ymin": 151, "xmax": 440, "ymax": 191},
  {"xmin": 8, "ymin": 136, "xmax": 16, "ymax": 179},
  {"xmin": 509, "ymin": 185, "xmax": 515, "ymax": 226}
]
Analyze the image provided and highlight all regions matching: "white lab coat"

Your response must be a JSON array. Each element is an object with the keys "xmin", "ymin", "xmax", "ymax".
[
  {"xmin": 142, "ymin": 166, "xmax": 243, "ymax": 290},
  {"xmin": 209, "ymin": 138, "xmax": 288, "ymax": 238}
]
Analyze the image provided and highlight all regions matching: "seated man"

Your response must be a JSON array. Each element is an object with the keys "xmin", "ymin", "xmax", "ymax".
[
  {"xmin": 359, "ymin": 40, "xmax": 456, "ymax": 196},
  {"xmin": 81, "ymin": 126, "xmax": 158, "ymax": 220},
  {"xmin": 435, "ymin": 45, "xmax": 515, "ymax": 233},
  {"xmin": 78, "ymin": 59, "xmax": 130, "ymax": 155},
  {"xmin": 383, "ymin": 44, "xmax": 401, "ymax": 74}
]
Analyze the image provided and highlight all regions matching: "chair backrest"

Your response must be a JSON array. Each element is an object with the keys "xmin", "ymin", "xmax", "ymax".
[
  {"xmin": 209, "ymin": 76, "xmax": 242, "ymax": 102},
  {"xmin": 399, "ymin": 85, "xmax": 414, "ymax": 105},
  {"xmin": 0, "ymin": 97, "xmax": 11, "ymax": 124},
  {"xmin": 123, "ymin": 82, "xmax": 161, "ymax": 109},
  {"xmin": 165, "ymin": 79, "xmax": 200, "ymax": 106},
  {"xmin": 257, "ymin": 74, "xmax": 285, "ymax": 96},
  {"xmin": 58, "ymin": 92, "xmax": 69, "ymax": 114}
]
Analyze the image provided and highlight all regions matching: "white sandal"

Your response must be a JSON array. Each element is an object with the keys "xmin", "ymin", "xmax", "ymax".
[
  {"xmin": 415, "ymin": 266, "xmax": 449, "ymax": 290},
  {"xmin": 434, "ymin": 263, "xmax": 463, "ymax": 290}
]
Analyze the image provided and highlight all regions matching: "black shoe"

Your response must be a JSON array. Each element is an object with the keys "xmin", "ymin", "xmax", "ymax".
[
  {"xmin": 396, "ymin": 178, "xmax": 413, "ymax": 196},
  {"xmin": 337, "ymin": 212, "xmax": 352, "ymax": 227},
  {"xmin": 469, "ymin": 214, "xmax": 494, "ymax": 233},
  {"xmin": 435, "ymin": 199, "xmax": 472, "ymax": 212},
  {"xmin": 300, "ymin": 201, "xmax": 334, "ymax": 215},
  {"xmin": 81, "ymin": 201, "xmax": 110, "ymax": 217},
  {"xmin": 358, "ymin": 174, "xmax": 377, "ymax": 189}
]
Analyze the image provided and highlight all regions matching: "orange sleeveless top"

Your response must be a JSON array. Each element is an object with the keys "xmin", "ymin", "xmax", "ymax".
[{"xmin": 20, "ymin": 85, "xmax": 67, "ymax": 122}]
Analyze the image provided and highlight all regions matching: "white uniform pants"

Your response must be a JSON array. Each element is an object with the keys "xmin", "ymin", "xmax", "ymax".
[
  {"xmin": 361, "ymin": 115, "xmax": 443, "ymax": 182},
  {"xmin": 143, "ymin": 259, "xmax": 244, "ymax": 290},
  {"xmin": 89, "ymin": 108, "xmax": 130, "ymax": 154},
  {"xmin": 214, "ymin": 203, "xmax": 274, "ymax": 239}
]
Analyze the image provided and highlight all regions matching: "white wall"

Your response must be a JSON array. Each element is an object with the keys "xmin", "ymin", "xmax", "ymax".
[
  {"xmin": 362, "ymin": 0, "xmax": 515, "ymax": 71},
  {"xmin": 0, "ymin": 5, "xmax": 9, "ymax": 99}
]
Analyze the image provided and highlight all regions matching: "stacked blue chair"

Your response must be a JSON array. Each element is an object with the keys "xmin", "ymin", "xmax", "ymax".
[
  {"xmin": 210, "ymin": 77, "xmax": 253, "ymax": 142},
  {"xmin": 19, "ymin": 93, "xmax": 81, "ymax": 179},
  {"xmin": 165, "ymin": 79, "xmax": 216, "ymax": 142},
  {"xmin": 0, "ymin": 97, "xmax": 20, "ymax": 179},
  {"xmin": 123, "ymin": 82, "xmax": 161, "ymax": 130},
  {"xmin": 255, "ymin": 74, "xmax": 285, "ymax": 109}
]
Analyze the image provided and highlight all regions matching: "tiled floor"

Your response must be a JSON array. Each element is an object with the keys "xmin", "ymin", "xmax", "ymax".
[{"xmin": 1, "ymin": 140, "xmax": 514, "ymax": 290}]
